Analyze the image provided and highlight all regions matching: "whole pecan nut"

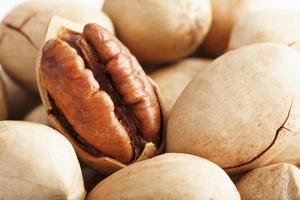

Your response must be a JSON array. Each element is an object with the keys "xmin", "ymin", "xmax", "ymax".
[{"xmin": 39, "ymin": 22, "xmax": 162, "ymax": 165}]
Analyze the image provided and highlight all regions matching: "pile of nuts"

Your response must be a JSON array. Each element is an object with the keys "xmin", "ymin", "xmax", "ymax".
[{"xmin": 1, "ymin": 0, "xmax": 300, "ymax": 199}]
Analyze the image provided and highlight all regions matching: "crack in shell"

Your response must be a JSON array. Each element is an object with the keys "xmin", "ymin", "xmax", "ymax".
[
  {"xmin": 19, "ymin": 12, "xmax": 39, "ymax": 29},
  {"xmin": 3, "ymin": 23, "xmax": 38, "ymax": 49},
  {"xmin": 225, "ymin": 96, "xmax": 295, "ymax": 169}
]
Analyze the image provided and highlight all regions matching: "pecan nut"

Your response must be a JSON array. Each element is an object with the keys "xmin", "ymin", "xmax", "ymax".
[{"xmin": 40, "ymin": 23, "xmax": 161, "ymax": 164}]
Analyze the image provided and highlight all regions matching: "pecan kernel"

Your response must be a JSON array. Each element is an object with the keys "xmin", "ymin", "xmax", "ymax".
[{"xmin": 41, "ymin": 23, "xmax": 161, "ymax": 163}]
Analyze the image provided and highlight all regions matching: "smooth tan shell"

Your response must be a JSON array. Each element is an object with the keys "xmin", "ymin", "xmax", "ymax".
[
  {"xmin": 237, "ymin": 163, "xmax": 300, "ymax": 200},
  {"xmin": 0, "ymin": 66, "xmax": 39, "ymax": 119},
  {"xmin": 24, "ymin": 104, "xmax": 48, "ymax": 125},
  {"xmin": 229, "ymin": 11, "xmax": 300, "ymax": 50},
  {"xmin": 0, "ymin": 121, "xmax": 85, "ymax": 200},
  {"xmin": 103, "ymin": 0, "xmax": 212, "ymax": 64},
  {"xmin": 36, "ymin": 16, "xmax": 166, "ymax": 175},
  {"xmin": 0, "ymin": 0, "xmax": 114, "ymax": 93},
  {"xmin": 0, "ymin": 66, "xmax": 7, "ymax": 120},
  {"xmin": 167, "ymin": 43, "xmax": 300, "ymax": 174},
  {"xmin": 149, "ymin": 58, "xmax": 211, "ymax": 115},
  {"xmin": 87, "ymin": 153, "xmax": 240, "ymax": 200},
  {"xmin": 200, "ymin": 0, "xmax": 300, "ymax": 57}
]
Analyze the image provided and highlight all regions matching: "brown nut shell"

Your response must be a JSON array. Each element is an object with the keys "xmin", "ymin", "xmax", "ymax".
[
  {"xmin": 37, "ymin": 17, "xmax": 166, "ymax": 175},
  {"xmin": 86, "ymin": 153, "xmax": 240, "ymax": 200},
  {"xmin": 0, "ymin": 0, "xmax": 114, "ymax": 93},
  {"xmin": 167, "ymin": 43, "xmax": 300, "ymax": 174},
  {"xmin": 237, "ymin": 163, "xmax": 300, "ymax": 200},
  {"xmin": 103, "ymin": 0, "xmax": 212, "ymax": 64}
]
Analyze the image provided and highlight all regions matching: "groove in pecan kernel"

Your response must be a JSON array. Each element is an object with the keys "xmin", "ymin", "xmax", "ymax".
[
  {"xmin": 83, "ymin": 24, "xmax": 161, "ymax": 143},
  {"xmin": 41, "ymin": 24, "xmax": 161, "ymax": 163}
]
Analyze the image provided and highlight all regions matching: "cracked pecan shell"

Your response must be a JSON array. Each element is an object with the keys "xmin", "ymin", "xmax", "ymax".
[
  {"xmin": 167, "ymin": 43, "xmax": 300, "ymax": 174},
  {"xmin": 37, "ymin": 17, "xmax": 164, "ymax": 174},
  {"xmin": 0, "ymin": 0, "xmax": 114, "ymax": 93},
  {"xmin": 103, "ymin": 0, "xmax": 212, "ymax": 63}
]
